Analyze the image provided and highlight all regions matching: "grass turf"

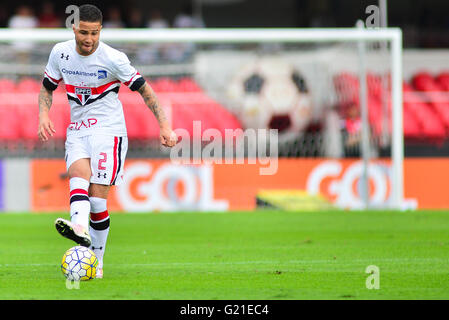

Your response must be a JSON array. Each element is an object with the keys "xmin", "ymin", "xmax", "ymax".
[{"xmin": 0, "ymin": 210, "xmax": 448, "ymax": 300}]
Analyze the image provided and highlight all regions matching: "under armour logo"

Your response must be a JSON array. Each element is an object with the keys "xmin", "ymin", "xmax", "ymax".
[
  {"xmin": 92, "ymin": 246, "xmax": 103, "ymax": 250},
  {"xmin": 98, "ymin": 172, "xmax": 107, "ymax": 179},
  {"xmin": 61, "ymin": 53, "xmax": 69, "ymax": 60}
]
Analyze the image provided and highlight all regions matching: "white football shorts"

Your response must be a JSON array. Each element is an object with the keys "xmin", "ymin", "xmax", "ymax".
[{"xmin": 65, "ymin": 134, "xmax": 128, "ymax": 186}]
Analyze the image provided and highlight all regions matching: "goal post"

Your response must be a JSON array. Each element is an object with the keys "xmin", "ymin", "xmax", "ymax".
[
  {"xmin": 0, "ymin": 27, "xmax": 402, "ymax": 44},
  {"xmin": 0, "ymin": 27, "xmax": 404, "ymax": 210}
]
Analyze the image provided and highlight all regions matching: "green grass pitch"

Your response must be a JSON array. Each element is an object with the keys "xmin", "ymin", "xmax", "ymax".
[{"xmin": 0, "ymin": 210, "xmax": 448, "ymax": 300}]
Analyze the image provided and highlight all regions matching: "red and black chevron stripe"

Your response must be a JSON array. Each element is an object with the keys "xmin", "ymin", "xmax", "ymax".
[{"xmin": 65, "ymin": 80, "xmax": 121, "ymax": 106}]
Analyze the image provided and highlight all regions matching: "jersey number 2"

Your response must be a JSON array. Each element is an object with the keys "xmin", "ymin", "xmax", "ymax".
[{"xmin": 98, "ymin": 152, "xmax": 107, "ymax": 170}]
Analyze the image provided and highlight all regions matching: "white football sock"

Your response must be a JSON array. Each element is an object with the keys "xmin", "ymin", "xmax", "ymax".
[
  {"xmin": 69, "ymin": 177, "xmax": 90, "ymax": 230},
  {"xmin": 89, "ymin": 197, "xmax": 110, "ymax": 269}
]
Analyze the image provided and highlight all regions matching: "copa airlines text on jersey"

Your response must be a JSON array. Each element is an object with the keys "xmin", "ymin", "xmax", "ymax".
[{"xmin": 61, "ymin": 68, "xmax": 97, "ymax": 77}]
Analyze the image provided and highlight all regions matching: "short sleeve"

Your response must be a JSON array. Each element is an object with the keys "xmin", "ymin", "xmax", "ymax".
[
  {"xmin": 113, "ymin": 52, "xmax": 145, "ymax": 91},
  {"xmin": 43, "ymin": 45, "xmax": 62, "ymax": 91}
]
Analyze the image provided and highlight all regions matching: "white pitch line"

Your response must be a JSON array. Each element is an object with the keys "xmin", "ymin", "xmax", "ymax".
[{"xmin": 0, "ymin": 257, "xmax": 446, "ymax": 268}]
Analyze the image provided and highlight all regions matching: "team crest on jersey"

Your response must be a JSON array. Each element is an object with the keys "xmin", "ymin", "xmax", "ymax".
[
  {"xmin": 98, "ymin": 70, "xmax": 107, "ymax": 79},
  {"xmin": 75, "ymin": 87, "xmax": 92, "ymax": 105}
]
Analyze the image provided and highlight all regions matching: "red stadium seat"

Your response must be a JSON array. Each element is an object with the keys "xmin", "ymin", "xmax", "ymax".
[
  {"xmin": 412, "ymin": 71, "xmax": 439, "ymax": 91},
  {"xmin": 403, "ymin": 105, "xmax": 421, "ymax": 139},
  {"xmin": 49, "ymin": 104, "xmax": 71, "ymax": 140},
  {"xmin": 436, "ymin": 72, "xmax": 449, "ymax": 91},
  {"xmin": 202, "ymin": 102, "xmax": 242, "ymax": 133},
  {"xmin": 368, "ymin": 98, "xmax": 384, "ymax": 135},
  {"xmin": 407, "ymin": 102, "xmax": 446, "ymax": 140},
  {"xmin": 47, "ymin": 91, "xmax": 72, "ymax": 139},
  {"xmin": 0, "ymin": 105, "xmax": 21, "ymax": 140},
  {"xmin": 151, "ymin": 77, "xmax": 177, "ymax": 93},
  {"xmin": 410, "ymin": 73, "xmax": 449, "ymax": 131},
  {"xmin": 333, "ymin": 73, "xmax": 360, "ymax": 106},
  {"xmin": 172, "ymin": 103, "xmax": 197, "ymax": 137},
  {"xmin": 403, "ymin": 83, "xmax": 446, "ymax": 140},
  {"xmin": 171, "ymin": 100, "xmax": 243, "ymax": 140},
  {"xmin": 124, "ymin": 105, "xmax": 160, "ymax": 140},
  {"xmin": 178, "ymin": 78, "xmax": 202, "ymax": 92},
  {"xmin": 120, "ymin": 89, "xmax": 161, "ymax": 140},
  {"xmin": 0, "ymin": 78, "xmax": 16, "ymax": 93},
  {"xmin": 191, "ymin": 103, "xmax": 216, "ymax": 131},
  {"xmin": 17, "ymin": 104, "xmax": 39, "ymax": 141},
  {"xmin": 16, "ymin": 77, "xmax": 41, "ymax": 93},
  {"xmin": 367, "ymin": 73, "xmax": 383, "ymax": 98}
]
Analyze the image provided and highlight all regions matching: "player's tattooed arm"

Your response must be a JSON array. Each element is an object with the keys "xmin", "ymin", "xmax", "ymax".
[
  {"xmin": 137, "ymin": 82, "xmax": 169, "ymax": 127},
  {"xmin": 38, "ymin": 85, "xmax": 56, "ymax": 141},
  {"xmin": 38, "ymin": 85, "xmax": 53, "ymax": 113},
  {"xmin": 137, "ymin": 81, "xmax": 177, "ymax": 147}
]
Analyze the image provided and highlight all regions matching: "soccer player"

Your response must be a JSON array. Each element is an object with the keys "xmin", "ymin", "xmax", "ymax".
[{"xmin": 37, "ymin": 4, "xmax": 177, "ymax": 278}]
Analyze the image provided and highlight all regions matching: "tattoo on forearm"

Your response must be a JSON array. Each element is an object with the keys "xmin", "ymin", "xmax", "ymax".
[
  {"xmin": 138, "ymin": 83, "xmax": 168, "ymax": 125},
  {"xmin": 38, "ymin": 86, "xmax": 53, "ymax": 113}
]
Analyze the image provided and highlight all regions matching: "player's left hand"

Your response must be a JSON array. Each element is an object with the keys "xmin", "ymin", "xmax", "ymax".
[{"xmin": 160, "ymin": 126, "xmax": 178, "ymax": 147}]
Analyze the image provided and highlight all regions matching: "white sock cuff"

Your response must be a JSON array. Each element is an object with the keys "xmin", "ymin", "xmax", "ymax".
[
  {"xmin": 69, "ymin": 177, "xmax": 90, "ymax": 191},
  {"xmin": 90, "ymin": 197, "xmax": 107, "ymax": 213}
]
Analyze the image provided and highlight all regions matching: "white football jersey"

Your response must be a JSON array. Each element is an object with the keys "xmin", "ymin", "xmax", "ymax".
[{"xmin": 43, "ymin": 39, "xmax": 145, "ymax": 138}]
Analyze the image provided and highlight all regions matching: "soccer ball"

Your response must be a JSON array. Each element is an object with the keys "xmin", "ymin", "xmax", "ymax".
[
  {"xmin": 61, "ymin": 246, "xmax": 98, "ymax": 281},
  {"xmin": 227, "ymin": 57, "xmax": 313, "ymax": 142}
]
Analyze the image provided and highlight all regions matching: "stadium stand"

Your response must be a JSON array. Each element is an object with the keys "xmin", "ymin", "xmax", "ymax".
[
  {"xmin": 1, "ymin": 71, "xmax": 449, "ymax": 156},
  {"xmin": 412, "ymin": 72, "xmax": 449, "ymax": 133},
  {"xmin": 333, "ymin": 70, "xmax": 449, "ymax": 144},
  {"xmin": 0, "ymin": 77, "xmax": 242, "ymax": 155}
]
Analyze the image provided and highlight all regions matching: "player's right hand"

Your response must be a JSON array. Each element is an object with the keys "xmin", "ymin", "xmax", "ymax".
[{"xmin": 38, "ymin": 114, "xmax": 56, "ymax": 142}]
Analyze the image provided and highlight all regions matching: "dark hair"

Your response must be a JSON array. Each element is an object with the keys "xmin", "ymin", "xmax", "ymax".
[{"xmin": 79, "ymin": 4, "xmax": 103, "ymax": 24}]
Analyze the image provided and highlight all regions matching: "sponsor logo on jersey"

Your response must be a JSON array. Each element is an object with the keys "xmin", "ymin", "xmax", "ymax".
[
  {"xmin": 62, "ymin": 68, "xmax": 97, "ymax": 77},
  {"xmin": 98, "ymin": 70, "xmax": 107, "ymax": 79},
  {"xmin": 68, "ymin": 118, "xmax": 98, "ymax": 131}
]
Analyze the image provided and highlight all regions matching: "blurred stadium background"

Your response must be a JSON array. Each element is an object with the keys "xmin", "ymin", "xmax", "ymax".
[{"xmin": 0, "ymin": 0, "xmax": 448, "ymax": 213}]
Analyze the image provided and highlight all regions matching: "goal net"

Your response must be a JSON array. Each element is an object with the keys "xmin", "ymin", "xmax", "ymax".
[{"xmin": 0, "ymin": 27, "xmax": 404, "ymax": 211}]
